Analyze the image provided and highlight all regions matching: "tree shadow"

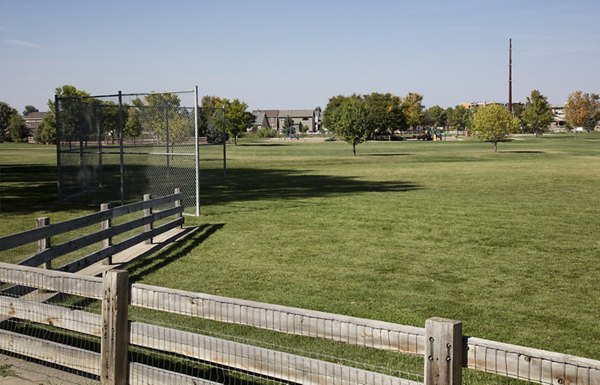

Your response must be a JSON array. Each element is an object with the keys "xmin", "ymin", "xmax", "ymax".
[
  {"xmin": 499, "ymin": 150, "xmax": 545, "ymax": 154},
  {"xmin": 362, "ymin": 153, "xmax": 411, "ymax": 157},
  {"xmin": 1, "ymin": 164, "xmax": 420, "ymax": 215},
  {"xmin": 197, "ymin": 167, "xmax": 420, "ymax": 207}
]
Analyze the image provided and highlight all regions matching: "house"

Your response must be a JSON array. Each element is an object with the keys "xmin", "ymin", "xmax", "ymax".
[
  {"xmin": 252, "ymin": 108, "xmax": 321, "ymax": 133},
  {"xmin": 549, "ymin": 106, "xmax": 567, "ymax": 132},
  {"xmin": 23, "ymin": 111, "xmax": 48, "ymax": 142},
  {"xmin": 277, "ymin": 110, "xmax": 317, "ymax": 133},
  {"xmin": 252, "ymin": 111, "xmax": 270, "ymax": 130}
]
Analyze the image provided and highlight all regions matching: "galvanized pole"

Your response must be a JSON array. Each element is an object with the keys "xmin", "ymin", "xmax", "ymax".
[
  {"xmin": 509, "ymin": 38, "xmax": 513, "ymax": 115},
  {"xmin": 166, "ymin": 101, "xmax": 170, "ymax": 170},
  {"xmin": 118, "ymin": 91, "xmax": 124, "ymax": 205},
  {"xmin": 55, "ymin": 95, "xmax": 63, "ymax": 200},
  {"xmin": 194, "ymin": 85, "xmax": 201, "ymax": 216},
  {"xmin": 222, "ymin": 106, "xmax": 227, "ymax": 177}
]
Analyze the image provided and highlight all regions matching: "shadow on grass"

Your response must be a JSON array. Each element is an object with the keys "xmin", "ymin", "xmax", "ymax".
[
  {"xmin": 126, "ymin": 223, "xmax": 225, "ymax": 282},
  {"xmin": 362, "ymin": 153, "xmax": 411, "ymax": 157},
  {"xmin": 500, "ymin": 150, "xmax": 545, "ymax": 154},
  {"xmin": 1, "ymin": 164, "xmax": 420, "ymax": 215}
]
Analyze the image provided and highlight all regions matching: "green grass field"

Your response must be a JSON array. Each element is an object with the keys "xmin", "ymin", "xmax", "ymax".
[{"xmin": 1, "ymin": 133, "xmax": 599, "ymax": 362}]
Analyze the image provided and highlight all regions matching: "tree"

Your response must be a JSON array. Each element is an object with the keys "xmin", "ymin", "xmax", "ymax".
[
  {"xmin": 9, "ymin": 114, "xmax": 27, "ymax": 142},
  {"xmin": 34, "ymin": 113, "xmax": 56, "ymax": 144},
  {"xmin": 23, "ymin": 105, "xmax": 39, "ymax": 116},
  {"xmin": 0, "ymin": 102, "xmax": 18, "ymax": 142},
  {"xmin": 447, "ymin": 105, "xmax": 472, "ymax": 135},
  {"xmin": 565, "ymin": 90, "xmax": 600, "ymax": 132},
  {"xmin": 425, "ymin": 105, "xmax": 447, "ymax": 128},
  {"xmin": 402, "ymin": 92, "xmax": 424, "ymax": 132},
  {"xmin": 323, "ymin": 95, "xmax": 359, "ymax": 131},
  {"xmin": 471, "ymin": 104, "xmax": 520, "ymax": 152},
  {"xmin": 124, "ymin": 107, "xmax": 142, "ymax": 143},
  {"xmin": 225, "ymin": 98, "xmax": 254, "ymax": 145},
  {"xmin": 363, "ymin": 92, "xmax": 403, "ymax": 139},
  {"xmin": 282, "ymin": 115, "xmax": 295, "ymax": 136},
  {"xmin": 520, "ymin": 90, "xmax": 553, "ymax": 135},
  {"xmin": 328, "ymin": 97, "xmax": 369, "ymax": 156},
  {"xmin": 47, "ymin": 85, "xmax": 91, "ymax": 148}
]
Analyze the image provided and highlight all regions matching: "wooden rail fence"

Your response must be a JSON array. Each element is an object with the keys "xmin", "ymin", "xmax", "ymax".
[
  {"xmin": 0, "ymin": 262, "xmax": 598, "ymax": 385},
  {"xmin": 0, "ymin": 196, "xmax": 599, "ymax": 385}
]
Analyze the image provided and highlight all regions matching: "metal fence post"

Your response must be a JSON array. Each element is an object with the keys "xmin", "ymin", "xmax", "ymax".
[
  {"xmin": 100, "ymin": 269, "xmax": 129, "ymax": 385},
  {"xmin": 36, "ymin": 217, "xmax": 51, "ymax": 270},
  {"xmin": 55, "ymin": 95, "xmax": 63, "ymax": 200},
  {"xmin": 144, "ymin": 194, "xmax": 153, "ymax": 244},
  {"xmin": 174, "ymin": 188, "xmax": 183, "ymax": 228},
  {"xmin": 101, "ymin": 203, "xmax": 112, "ymax": 265},
  {"xmin": 425, "ymin": 318, "xmax": 463, "ymax": 385},
  {"xmin": 194, "ymin": 85, "xmax": 201, "ymax": 216},
  {"xmin": 118, "ymin": 91, "xmax": 124, "ymax": 205}
]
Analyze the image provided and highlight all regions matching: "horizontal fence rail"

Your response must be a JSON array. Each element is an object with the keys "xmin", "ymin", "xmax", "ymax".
[
  {"xmin": 466, "ymin": 337, "xmax": 600, "ymax": 385},
  {"xmin": 1, "ymin": 261, "xmax": 599, "ymax": 385},
  {"xmin": 130, "ymin": 282, "xmax": 426, "ymax": 355},
  {"xmin": 0, "ymin": 191, "xmax": 183, "ymax": 253}
]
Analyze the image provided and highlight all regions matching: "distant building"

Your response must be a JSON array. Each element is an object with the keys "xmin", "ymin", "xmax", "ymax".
[
  {"xmin": 252, "ymin": 111, "xmax": 270, "ymax": 130},
  {"xmin": 550, "ymin": 106, "xmax": 567, "ymax": 132},
  {"xmin": 252, "ymin": 108, "xmax": 321, "ymax": 133},
  {"xmin": 23, "ymin": 111, "xmax": 48, "ymax": 141}
]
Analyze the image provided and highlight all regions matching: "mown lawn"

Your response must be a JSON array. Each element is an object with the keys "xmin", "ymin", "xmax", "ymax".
[{"xmin": 1, "ymin": 133, "xmax": 599, "ymax": 363}]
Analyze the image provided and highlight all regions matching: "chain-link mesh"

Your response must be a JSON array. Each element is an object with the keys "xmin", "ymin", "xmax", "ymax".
[{"xmin": 56, "ymin": 89, "xmax": 227, "ymax": 215}]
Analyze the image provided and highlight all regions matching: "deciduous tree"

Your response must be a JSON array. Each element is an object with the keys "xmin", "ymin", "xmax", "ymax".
[
  {"xmin": 565, "ymin": 90, "xmax": 600, "ymax": 132},
  {"xmin": 521, "ymin": 90, "xmax": 553, "ymax": 135},
  {"xmin": 225, "ymin": 98, "xmax": 254, "ymax": 145},
  {"xmin": 329, "ymin": 97, "xmax": 369, "ymax": 156},
  {"xmin": 9, "ymin": 114, "xmax": 27, "ymax": 142},
  {"xmin": 402, "ymin": 92, "xmax": 424, "ymax": 131},
  {"xmin": 472, "ymin": 104, "xmax": 520, "ymax": 152},
  {"xmin": 0, "ymin": 102, "xmax": 18, "ymax": 142}
]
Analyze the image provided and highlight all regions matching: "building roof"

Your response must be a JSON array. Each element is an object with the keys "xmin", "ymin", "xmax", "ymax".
[
  {"xmin": 278, "ymin": 109, "xmax": 314, "ymax": 118},
  {"xmin": 24, "ymin": 111, "xmax": 47, "ymax": 120},
  {"xmin": 252, "ymin": 109, "xmax": 279, "ymax": 118}
]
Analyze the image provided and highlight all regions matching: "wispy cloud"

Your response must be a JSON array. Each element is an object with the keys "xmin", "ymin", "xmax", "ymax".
[{"xmin": 5, "ymin": 39, "xmax": 42, "ymax": 49}]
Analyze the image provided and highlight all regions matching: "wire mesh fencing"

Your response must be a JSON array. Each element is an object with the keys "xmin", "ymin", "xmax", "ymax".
[{"xmin": 56, "ymin": 88, "xmax": 228, "ymax": 216}]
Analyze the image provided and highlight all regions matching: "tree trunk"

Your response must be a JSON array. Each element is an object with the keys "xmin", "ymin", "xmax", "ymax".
[
  {"xmin": 352, "ymin": 143, "xmax": 357, "ymax": 156},
  {"xmin": 493, "ymin": 142, "xmax": 498, "ymax": 152}
]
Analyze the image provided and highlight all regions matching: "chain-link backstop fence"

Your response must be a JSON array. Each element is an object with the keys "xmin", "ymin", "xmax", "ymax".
[{"xmin": 56, "ymin": 88, "xmax": 227, "ymax": 215}]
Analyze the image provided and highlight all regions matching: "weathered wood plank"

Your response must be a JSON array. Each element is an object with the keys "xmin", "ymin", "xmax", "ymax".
[
  {"xmin": 0, "ymin": 262, "xmax": 102, "ymax": 298},
  {"xmin": 425, "ymin": 318, "xmax": 462, "ymax": 385},
  {"xmin": 100, "ymin": 270, "xmax": 129, "ymax": 385},
  {"xmin": 0, "ymin": 295, "xmax": 101, "ymax": 336},
  {"xmin": 129, "ymin": 321, "xmax": 421, "ymax": 385},
  {"xmin": 0, "ymin": 192, "xmax": 182, "ymax": 251},
  {"xmin": 466, "ymin": 337, "xmax": 600, "ymax": 385},
  {"xmin": 130, "ymin": 283, "xmax": 426, "ymax": 355},
  {"xmin": 0, "ymin": 329, "xmax": 100, "ymax": 376},
  {"xmin": 129, "ymin": 362, "xmax": 222, "ymax": 385},
  {"xmin": 19, "ymin": 206, "xmax": 183, "ymax": 268}
]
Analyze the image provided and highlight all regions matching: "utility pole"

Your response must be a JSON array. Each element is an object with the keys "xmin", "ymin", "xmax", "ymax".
[{"xmin": 509, "ymin": 38, "xmax": 513, "ymax": 115}]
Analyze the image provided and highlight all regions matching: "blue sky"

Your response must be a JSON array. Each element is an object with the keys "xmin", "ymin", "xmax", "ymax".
[{"xmin": 1, "ymin": 0, "xmax": 599, "ymax": 112}]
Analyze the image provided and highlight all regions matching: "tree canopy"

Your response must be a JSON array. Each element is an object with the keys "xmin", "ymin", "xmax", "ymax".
[
  {"xmin": 521, "ymin": 90, "xmax": 553, "ymax": 135},
  {"xmin": 472, "ymin": 104, "xmax": 520, "ymax": 151},
  {"xmin": 328, "ymin": 97, "xmax": 370, "ymax": 156},
  {"xmin": 564, "ymin": 90, "xmax": 600, "ymax": 132}
]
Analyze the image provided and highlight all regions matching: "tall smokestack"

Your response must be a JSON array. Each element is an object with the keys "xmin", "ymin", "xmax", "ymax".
[{"xmin": 509, "ymin": 38, "xmax": 513, "ymax": 114}]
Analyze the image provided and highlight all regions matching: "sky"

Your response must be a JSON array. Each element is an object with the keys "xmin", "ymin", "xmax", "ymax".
[{"xmin": 1, "ymin": 0, "xmax": 599, "ymax": 113}]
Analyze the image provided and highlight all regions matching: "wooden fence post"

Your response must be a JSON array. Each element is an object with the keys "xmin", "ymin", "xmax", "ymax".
[
  {"xmin": 101, "ymin": 203, "xmax": 112, "ymax": 265},
  {"xmin": 100, "ymin": 270, "xmax": 129, "ymax": 385},
  {"xmin": 174, "ymin": 188, "xmax": 183, "ymax": 228},
  {"xmin": 425, "ymin": 318, "xmax": 463, "ymax": 385},
  {"xmin": 144, "ymin": 194, "xmax": 153, "ymax": 244},
  {"xmin": 36, "ymin": 217, "xmax": 51, "ymax": 269}
]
